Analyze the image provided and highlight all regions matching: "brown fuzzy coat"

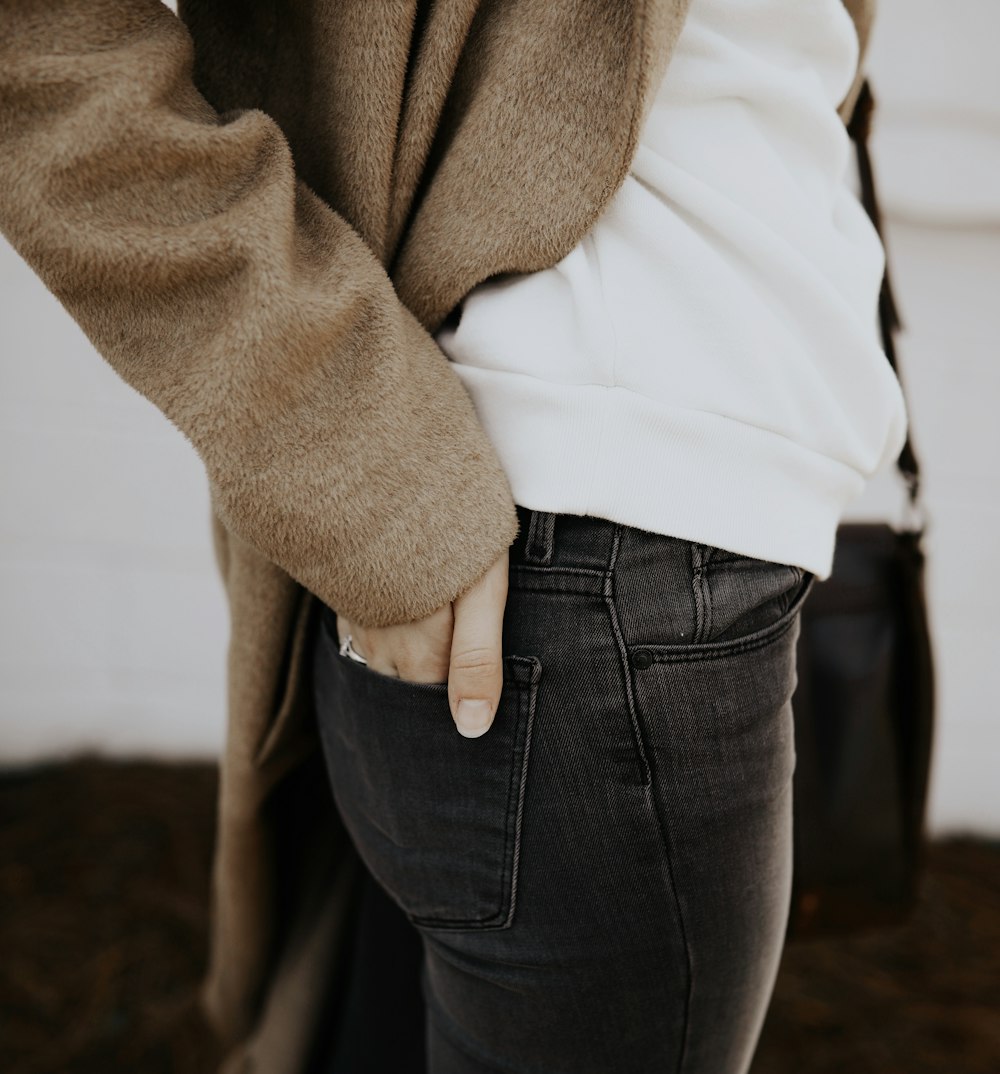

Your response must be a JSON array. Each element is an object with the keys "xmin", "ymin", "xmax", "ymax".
[{"xmin": 0, "ymin": 1, "xmax": 875, "ymax": 1067}]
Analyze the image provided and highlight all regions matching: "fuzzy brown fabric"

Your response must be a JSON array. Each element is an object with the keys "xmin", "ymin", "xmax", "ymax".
[{"xmin": 0, "ymin": 3, "xmax": 875, "ymax": 1068}]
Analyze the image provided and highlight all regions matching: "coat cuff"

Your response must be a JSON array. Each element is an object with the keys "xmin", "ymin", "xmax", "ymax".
[{"xmin": 0, "ymin": 0, "xmax": 520, "ymax": 627}]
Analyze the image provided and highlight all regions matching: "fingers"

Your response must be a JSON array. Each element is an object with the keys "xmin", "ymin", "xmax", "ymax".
[
  {"xmin": 336, "ymin": 608, "xmax": 453, "ymax": 683},
  {"xmin": 448, "ymin": 550, "xmax": 509, "ymax": 738},
  {"xmin": 332, "ymin": 550, "xmax": 509, "ymax": 738}
]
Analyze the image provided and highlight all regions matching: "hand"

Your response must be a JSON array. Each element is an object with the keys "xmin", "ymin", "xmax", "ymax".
[{"xmin": 335, "ymin": 549, "xmax": 509, "ymax": 738}]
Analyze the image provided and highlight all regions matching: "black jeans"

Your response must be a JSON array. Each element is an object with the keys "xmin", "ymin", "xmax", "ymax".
[{"xmin": 310, "ymin": 503, "xmax": 815, "ymax": 1074}]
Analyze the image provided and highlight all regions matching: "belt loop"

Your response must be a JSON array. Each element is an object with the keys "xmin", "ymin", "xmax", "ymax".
[{"xmin": 524, "ymin": 510, "xmax": 556, "ymax": 565}]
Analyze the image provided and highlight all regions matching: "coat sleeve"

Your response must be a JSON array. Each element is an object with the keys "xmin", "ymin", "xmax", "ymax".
[{"xmin": 0, "ymin": 0, "xmax": 521, "ymax": 629}]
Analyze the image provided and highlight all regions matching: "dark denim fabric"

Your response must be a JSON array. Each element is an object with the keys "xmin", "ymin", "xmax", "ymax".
[{"xmin": 310, "ymin": 503, "xmax": 816, "ymax": 1074}]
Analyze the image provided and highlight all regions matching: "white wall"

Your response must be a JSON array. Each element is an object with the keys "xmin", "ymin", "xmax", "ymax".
[
  {"xmin": 1, "ymin": 1, "xmax": 998, "ymax": 832},
  {"xmin": 839, "ymin": 0, "xmax": 1000, "ymax": 834},
  {"xmin": 0, "ymin": 262, "xmax": 229, "ymax": 760}
]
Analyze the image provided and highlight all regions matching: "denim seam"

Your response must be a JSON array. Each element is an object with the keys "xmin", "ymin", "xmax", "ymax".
[
  {"xmin": 782, "ymin": 566, "xmax": 805, "ymax": 616},
  {"xmin": 638, "ymin": 788, "xmax": 694, "ymax": 1074},
  {"xmin": 604, "ymin": 526, "xmax": 652, "ymax": 789},
  {"xmin": 492, "ymin": 666, "xmax": 522, "ymax": 928},
  {"xmin": 690, "ymin": 543, "xmax": 712, "ymax": 645},
  {"xmin": 491, "ymin": 669, "xmax": 521, "ymax": 928},
  {"xmin": 607, "ymin": 524, "xmax": 694, "ymax": 1074},
  {"xmin": 506, "ymin": 656, "xmax": 542, "ymax": 928},
  {"xmin": 702, "ymin": 547, "xmax": 713, "ymax": 641},
  {"xmin": 524, "ymin": 509, "xmax": 556, "ymax": 564}
]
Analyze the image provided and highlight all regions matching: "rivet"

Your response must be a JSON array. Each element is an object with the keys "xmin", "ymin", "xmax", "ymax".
[{"xmin": 631, "ymin": 648, "xmax": 653, "ymax": 670}]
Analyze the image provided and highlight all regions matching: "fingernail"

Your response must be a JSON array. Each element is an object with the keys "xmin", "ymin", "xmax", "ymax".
[{"xmin": 456, "ymin": 699, "xmax": 493, "ymax": 738}]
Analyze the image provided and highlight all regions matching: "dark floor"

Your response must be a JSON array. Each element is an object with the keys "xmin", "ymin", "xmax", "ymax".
[{"xmin": 1, "ymin": 761, "xmax": 997, "ymax": 1073}]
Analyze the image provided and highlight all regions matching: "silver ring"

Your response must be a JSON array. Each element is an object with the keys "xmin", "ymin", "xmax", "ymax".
[{"xmin": 338, "ymin": 632, "xmax": 368, "ymax": 666}]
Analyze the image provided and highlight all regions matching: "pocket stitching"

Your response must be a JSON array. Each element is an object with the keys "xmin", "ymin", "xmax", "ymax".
[
  {"xmin": 632, "ymin": 571, "xmax": 815, "ymax": 665},
  {"xmin": 409, "ymin": 673, "xmax": 520, "ymax": 928},
  {"xmin": 316, "ymin": 600, "xmax": 541, "ymax": 928},
  {"xmin": 690, "ymin": 543, "xmax": 712, "ymax": 645},
  {"xmin": 409, "ymin": 654, "xmax": 541, "ymax": 931}
]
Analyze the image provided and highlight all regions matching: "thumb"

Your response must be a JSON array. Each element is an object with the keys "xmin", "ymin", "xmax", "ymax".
[{"xmin": 448, "ymin": 551, "xmax": 509, "ymax": 738}]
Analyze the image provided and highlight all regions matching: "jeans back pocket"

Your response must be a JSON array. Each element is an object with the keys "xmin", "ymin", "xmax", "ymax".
[{"xmin": 312, "ymin": 610, "xmax": 542, "ymax": 931}]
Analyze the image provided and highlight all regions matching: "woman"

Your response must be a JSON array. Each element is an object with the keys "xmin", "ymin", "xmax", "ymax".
[
  {"xmin": 315, "ymin": 1, "xmax": 906, "ymax": 1071},
  {"xmin": 0, "ymin": 0, "xmax": 904, "ymax": 1070}
]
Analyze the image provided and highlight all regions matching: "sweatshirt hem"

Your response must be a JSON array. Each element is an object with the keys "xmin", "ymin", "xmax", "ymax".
[{"xmin": 450, "ymin": 367, "xmax": 866, "ymax": 581}]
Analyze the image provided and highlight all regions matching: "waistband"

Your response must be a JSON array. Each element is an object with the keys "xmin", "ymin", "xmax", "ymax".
[{"xmin": 510, "ymin": 503, "xmax": 697, "ymax": 577}]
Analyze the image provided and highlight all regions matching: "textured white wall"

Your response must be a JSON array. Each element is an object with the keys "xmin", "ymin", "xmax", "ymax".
[
  {"xmin": 0, "ymin": 260, "xmax": 229, "ymax": 761},
  {"xmin": 1, "ymin": 1, "xmax": 997, "ymax": 832},
  {"xmin": 839, "ymin": 0, "xmax": 1000, "ymax": 834}
]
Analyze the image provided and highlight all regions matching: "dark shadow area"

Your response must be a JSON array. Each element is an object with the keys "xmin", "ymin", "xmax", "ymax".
[
  {"xmin": 0, "ymin": 761, "xmax": 223, "ymax": 1073},
  {"xmin": 1, "ymin": 760, "xmax": 996, "ymax": 1072}
]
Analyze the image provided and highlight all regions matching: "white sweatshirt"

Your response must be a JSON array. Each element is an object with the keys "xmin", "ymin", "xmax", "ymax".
[{"xmin": 433, "ymin": 0, "xmax": 909, "ymax": 581}]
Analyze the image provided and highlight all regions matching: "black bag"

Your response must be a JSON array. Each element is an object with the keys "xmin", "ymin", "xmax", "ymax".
[{"xmin": 786, "ymin": 80, "xmax": 936, "ymax": 940}]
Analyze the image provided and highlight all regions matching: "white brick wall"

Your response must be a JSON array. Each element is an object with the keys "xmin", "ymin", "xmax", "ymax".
[
  {"xmin": 0, "ymin": 257, "xmax": 228, "ymax": 761},
  {"xmin": 1, "ymin": 0, "xmax": 997, "ymax": 833}
]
